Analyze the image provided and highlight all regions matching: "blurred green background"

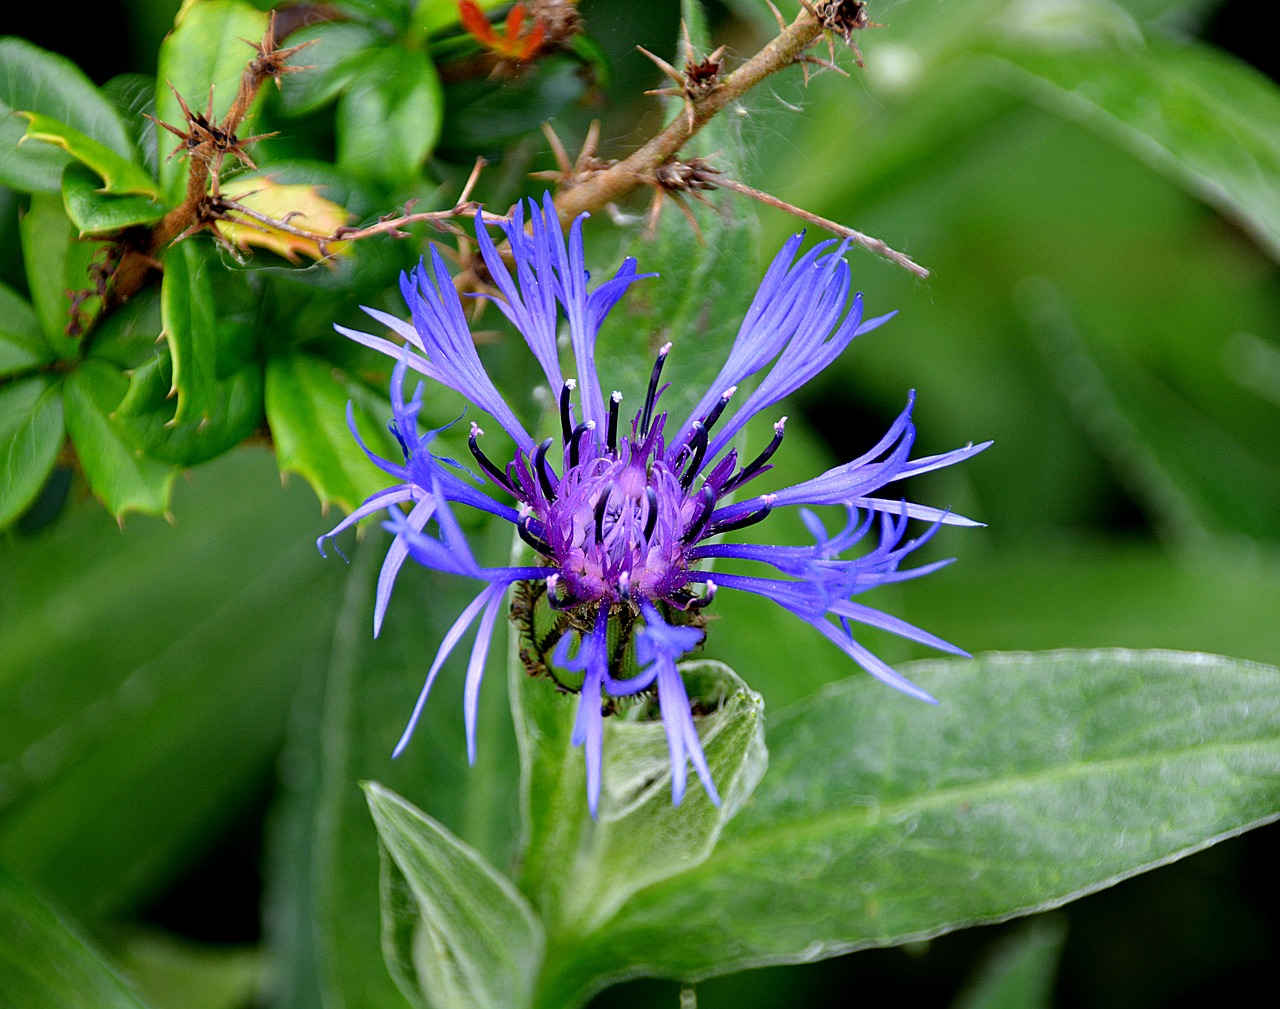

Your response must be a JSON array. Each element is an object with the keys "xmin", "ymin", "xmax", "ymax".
[{"xmin": 2, "ymin": 0, "xmax": 1277, "ymax": 1006}]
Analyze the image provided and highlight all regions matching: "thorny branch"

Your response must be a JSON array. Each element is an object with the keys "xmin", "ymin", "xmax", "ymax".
[{"xmin": 106, "ymin": 0, "xmax": 923, "ymax": 317}]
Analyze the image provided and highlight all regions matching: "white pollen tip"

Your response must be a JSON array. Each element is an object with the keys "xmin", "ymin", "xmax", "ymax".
[
  {"xmin": 659, "ymin": 341, "xmax": 673, "ymax": 355},
  {"xmin": 722, "ymin": 386, "xmax": 737, "ymax": 400},
  {"xmin": 566, "ymin": 378, "xmax": 577, "ymax": 389},
  {"xmin": 775, "ymin": 416, "xmax": 788, "ymax": 431},
  {"xmin": 586, "ymin": 420, "xmax": 597, "ymax": 429},
  {"xmin": 611, "ymin": 390, "xmax": 623, "ymax": 401}
]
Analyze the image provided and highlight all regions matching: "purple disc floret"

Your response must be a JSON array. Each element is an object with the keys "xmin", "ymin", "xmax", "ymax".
[{"xmin": 320, "ymin": 193, "xmax": 989, "ymax": 817}]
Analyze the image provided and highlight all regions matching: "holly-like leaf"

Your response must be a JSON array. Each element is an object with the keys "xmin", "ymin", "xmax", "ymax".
[
  {"xmin": 62, "ymin": 359, "xmax": 177, "ymax": 519},
  {"xmin": 0, "ymin": 279, "xmax": 52, "ymax": 377},
  {"xmin": 0, "ymin": 374, "xmax": 65, "ymax": 529},
  {"xmin": 62, "ymin": 162, "xmax": 167, "ymax": 237},
  {"xmin": 217, "ymin": 176, "xmax": 351, "ymax": 264},
  {"xmin": 160, "ymin": 240, "xmax": 219, "ymax": 425},
  {"xmin": 264, "ymin": 352, "xmax": 397, "ymax": 512},
  {"xmin": 21, "ymin": 112, "xmax": 159, "ymax": 197},
  {"xmin": 17, "ymin": 193, "xmax": 105, "ymax": 356},
  {"xmin": 366, "ymin": 782, "xmax": 545, "ymax": 1009},
  {"xmin": 0, "ymin": 36, "xmax": 134, "ymax": 193}
]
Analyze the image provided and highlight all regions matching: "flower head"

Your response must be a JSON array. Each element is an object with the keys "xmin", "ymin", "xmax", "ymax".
[{"xmin": 321, "ymin": 194, "xmax": 988, "ymax": 816}]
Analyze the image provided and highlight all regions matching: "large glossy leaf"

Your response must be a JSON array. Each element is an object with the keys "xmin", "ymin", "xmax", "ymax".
[
  {"xmin": 0, "ymin": 867, "xmax": 153, "ymax": 1009},
  {"xmin": 264, "ymin": 352, "xmax": 397, "ymax": 512},
  {"xmin": 62, "ymin": 359, "xmax": 177, "ymax": 520},
  {"xmin": 953, "ymin": 917, "xmax": 1066, "ymax": 1009},
  {"xmin": 0, "ymin": 279, "xmax": 51, "ymax": 377},
  {"xmin": 0, "ymin": 374, "xmax": 65, "ymax": 529},
  {"xmin": 273, "ymin": 22, "xmax": 384, "ymax": 118},
  {"xmin": 537, "ymin": 651, "xmax": 1280, "ymax": 1005},
  {"xmin": 264, "ymin": 529, "xmax": 520, "ymax": 1009},
  {"xmin": 336, "ymin": 46, "xmax": 442, "ymax": 186},
  {"xmin": 154, "ymin": 0, "xmax": 269, "ymax": 198},
  {"xmin": 366, "ymin": 782, "xmax": 544, "ymax": 1009},
  {"xmin": 0, "ymin": 36, "xmax": 133, "ymax": 193},
  {"xmin": 0, "ymin": 449, "xmax": 343, "ymax": 917}
]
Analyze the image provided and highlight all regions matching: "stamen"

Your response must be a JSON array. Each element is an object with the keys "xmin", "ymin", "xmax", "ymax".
[
  {"xmin": 559, "ymin": 379, "xmax": 576, "ymax": 446},
  {"xmin": 643, "ymin": 487, "xmax": 659, "ymax": 541},
  {"xmin": 594, "ymin": 485, "xmax": 612, "ymax": 542},
  {"xmin": 688, "ymin": 579, "xmax": 718, "ymax": 610},
  {"xmin": 680, "ymin": 484, "xmax": 718, "ymax": 543},
  {"xmin": 641, "ymin": 343, "xmax": 672, "ymax": 437},
  {"xmin": 468, "ymin": 423, "xmax": 518, "ymax": 496},
  {"xmin": 569, "ymin": 421, "xmax": 595, "ymax": 469},
  {"xmin": 517, "ymin": 513, "xmax": 553, "ymax": 555},
  {"xmin": 533, "ymin": 438, "xmax": 558, "ymax": 501},
  {"xmin": 724, "ymin": 416, "xmax": 787, "ymax": 492},
  {"xmin": 618, "ymin": 570, "xmax": 632, "ymax": 602},
  {"xmin": 705, "ymin": 495, "xmax": 775, "ymax": 538},
  {"xmin": 700, "ymin": 385, "xmax": 736, "ymax": 435},
  {"xmin": 681, "ymin": 422, "xmax": 708, "ymax": 490},
  {"xmin": 607, "ymin": 391, "xmax": 622, "ymax": 454}
]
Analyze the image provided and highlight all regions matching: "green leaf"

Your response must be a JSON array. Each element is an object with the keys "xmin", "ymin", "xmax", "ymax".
[
  {"xmin": 0, "ymin": 279, "xmax": 52, "ymax": 377},
  {"xmin": 101, "ymin": 73, "xmax": 159, "ymax": 179},
  {"xmin": 366, "ymin": 782, "xmax": 545, "ymax": 1009},
  {"xmin": 988, "ymin": 35, "xmax": 1280, "ymax": 261},
  {"xmin": 514, "ymin": 651, "xmax": 766, "ymax": 974},
  {"xmin": 953, "ymin": 917, "xmax": 1067, "ymax": 1009},
  {"xmin": 17, "ymin": 193, "xmax": 103, "ymax": 356},
  {"xmin": 540, "ymin": 651, "xmax": 1280, "ymax": 1004},
  {"xmin": 264, "ymin": 352, "xmax": 397, "ymax": 512},
  {"xmin": 116, "ymin": 355, "xmax": 263, "ymax": 466},
  {"xmin": 274, "ymin": 23, "xmax": 385, "ymax": 118},
  {"xmin": 0, "ymin": 449, "xmax": 344, "ymax": 917},
  {"xmin": 0, "ymin": 866, "xmax": 154, "ymax": 1009},
  {"xmin": 154, "ymin": 0, "xmax": 269, "ymax": 198},
  {"xmin": 265, "ymin": 529, "xmax": 520, "ymax": 1009},
  {"xmin": 62, "ymin": 359, "xmax": 177, "ymax": 519},
  {"xmin": 438, "ymin": 57, "xmax": 586, "ymax": 156},
  {"xmin": 160, "ymin": 241, "xmax": 219, "ymax": 425},
  {"xmin": 112, "ymin": 931, "xmax": 261, "ymax": 1009},
  {"xmin": 21, "ymin": 112, "xmax": 159, "ymax": 197},
  {"xmin": 0, "ymin": 374, "xmax": 65, "ymax": 529},
  {"xmin": 0, "ymin": 36, "xmax": 133, "ymax": 193},
  {"xmin": 85, "ymin": 286, "xmax": 162, "ymax": 369},
  {"xmin": 62, "ymin": 162, "xmax": 167, "ymax": 237},
  {"xmin": 336, "ymin": 46, "xmax": 442, "ymax": 186}
]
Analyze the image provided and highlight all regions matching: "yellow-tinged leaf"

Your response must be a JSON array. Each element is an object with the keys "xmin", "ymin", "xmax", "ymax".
[{"xmin": 217, "ymin": 177, "xmax": 351, "ymax": 264}]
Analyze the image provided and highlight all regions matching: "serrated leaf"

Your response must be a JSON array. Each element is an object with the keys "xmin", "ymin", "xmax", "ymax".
[
  {"xmin": 101, "ymin": 73, "xmax": 159, "ymax": 178},
  {"xmin": 0, "ymin": 36, "xmax": 133, "ymax": 193},
  {"xmin": 514, "ymin": 652, "xmax": 767, "ymax": 949},
  {"xmin": 336, "ymin": 46, "xmax": 442, "ymax": 185},
  {"xmin": 154, "ymin": 0, "xmax": 269, "ymax": 198},
  {"xmin": 62, "ymin": 162, "xmax": 167, "ymax": 237},
  {"xmin": 366, "ymin": 782, "xmax": 544, "ymax": 1009},
  {"xmin": 85, "ymin": 287, "xmax": 162, "ymax": 369},
  {"xmin": 0, "ymin": 867, "xmax": 154, "ymax": 1009},
  {"xmin": 62, "ymin": 359, "xmax": 177, "ymax": 519},
  {"xmin": 988, "ymin": 35, "xmax": 1280, "ymax": 260},
  {"xmin": 115, "ymin": 354, "xmax": 263, "ymax": 466},
  {"xmin": 0, "ymin": 449, "xmax": 344, "ymax": 917},
  {"xmin": 21, "ymin": 112, "xmax": 159, "ymax": 197},
  {"xmin": 160, "ymin": 241, "xmax": 219, "ymax": 424},
  {"xmin": 217, "ymin": 176, "xmax": 351, "ymax": 263},
  {"xmin": 539, "ymin": 651, "xmax": 1280, "ymax": 1004},
  {"xmin": 17, "ymin": 193, "xmax": 104, "ymax": 356},
  {"xmin": 0, "ymin": 375, "xmax": 65, "ymax": 529},
  {"xmin": 265, "ymin": 352, "xmax": 397, "ymax": 512},
  {"xmin": 0, "ymin": 279, "xmax": 52, "ymax": 377}
]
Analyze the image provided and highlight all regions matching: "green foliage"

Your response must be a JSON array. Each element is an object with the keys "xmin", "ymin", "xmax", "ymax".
[{"xmin": 2, "ymin": 1, "xmax": 1279, "ymax": 1008}]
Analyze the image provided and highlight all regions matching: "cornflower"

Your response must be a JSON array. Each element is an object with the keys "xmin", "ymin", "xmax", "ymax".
[{"xmin": 320, "ymin": 195, "xmax": 987, "ymax": 816}]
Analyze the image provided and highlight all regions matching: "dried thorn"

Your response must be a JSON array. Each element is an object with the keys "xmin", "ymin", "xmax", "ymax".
[
  {"xmin": 458, "ymin": 156, "xmax": 487, "ymax": 204},
  {"xmin": 636, "ymin": 45, "xmax": 685, "ymax": 86},
  {"xmin": 765, "ymin": 0, "xmax": 787, "ymax": 30},
  {"xmin": 541, "ymin": 121, "xmax": 574, "ymax": 175},
  {"xmin": 798, "ymin": 53, "xmax": 849, "ymax": 77}
]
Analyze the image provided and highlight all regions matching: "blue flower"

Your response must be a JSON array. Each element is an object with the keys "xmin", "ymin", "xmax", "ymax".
[{"xmin": 320, "ymin": 194, "xmax": 988, "ymax": 816}]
